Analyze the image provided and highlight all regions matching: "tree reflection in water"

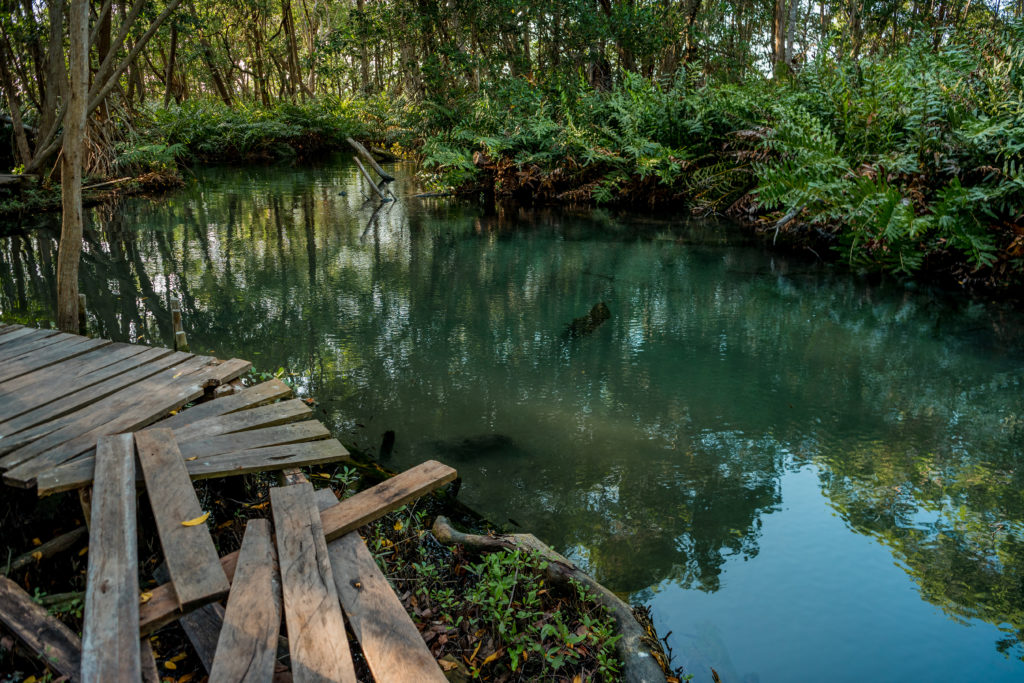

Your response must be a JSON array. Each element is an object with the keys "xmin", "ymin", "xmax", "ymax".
[{"xmin": 2, "ymin": 161, "xmax": 1023, "ymax": 663}]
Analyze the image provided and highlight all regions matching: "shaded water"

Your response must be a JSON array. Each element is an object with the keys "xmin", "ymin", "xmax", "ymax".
[{"xmin": 2, "ymin": 160, "xmax": 1024, "ymax": 681}]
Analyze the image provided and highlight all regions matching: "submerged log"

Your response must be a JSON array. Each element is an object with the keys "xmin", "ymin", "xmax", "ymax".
[
  {"xmin": 431, "ymin": 516, "xmax": 668, "ymax": 683},
  {"xmin": 347, "ymin": 137, "xmax": 395, "ymax": 182},
  {"xmin": 354, "ymin": 157, "xmax": 391, "ymax": 202},
  {"xmin": 564, "ymin": 302, "xmax": 611, "ymax": 338}
]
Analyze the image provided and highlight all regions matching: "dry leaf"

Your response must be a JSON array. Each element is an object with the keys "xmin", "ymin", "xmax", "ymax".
[
  {"xmin": 31, "ymin": 538, "xmax": 41, "ymax": 546},
  {"xmin": 482, "ymin": 651, "xmax": 500, "ymax": 666},
  {"xmin": 181, "ymin": 511, "xmax": 210, "ymax": 527},
  {"xmin": 178, "ymin": 674, "xmax": 195, "ymax": 683},
  {"xmin": 164, "ymin": 661, "xmax": 177, "ymax": 670},
  {"xmin": 31, "ymin": 551, "xmax": 42, "ymax": 561},
  {"xmin": 438, "ymin": 658, "xmax": 459, "ymax": 672},
  {"xmin": 139, "ymin": 592, "xmax": 153, "ymax": 604},
  {"xmin": 78, "ymin": 546, "xmax": 88, "ymax": 556},
  {"xmin": 172, "ymin": 372, "xmax": 183, "ymax": 379},
  {"xmin": 169, "ymin": 652, "xmax": 187, "ymax": 663},
  {"xmin": 185, "ymin": 456, "xmax": 198, "ymax": 461}
]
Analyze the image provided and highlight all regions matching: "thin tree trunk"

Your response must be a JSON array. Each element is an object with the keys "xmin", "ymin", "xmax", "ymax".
[
  {"xmin": 163, "ymin": 22, "xmax": 178, "ymax": 107},
  {"xmin": 58, "ymin": 0, "xmax": 89, "ymax": 333}
]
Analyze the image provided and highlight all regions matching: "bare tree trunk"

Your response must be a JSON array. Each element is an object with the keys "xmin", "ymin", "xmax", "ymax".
[
  {"xmin": 773, "ymin": 0, "xmax": 788, "ymax": 77},
  {"xmin": 358, "ymin": 0, "xmax": 370, "ymax": 94},
  {"xmin": 163, "ymin": 22, "xmax": 178, "ymax": 107},
  {"xmin": 57, "ymin": 0, "xmax": 89, "ymax": 334}
]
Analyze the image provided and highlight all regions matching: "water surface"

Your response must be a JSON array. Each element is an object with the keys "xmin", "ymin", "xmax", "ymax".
[{"xmin": 2, "ymin": 160, "xmax": 1024, "ymax": 681}]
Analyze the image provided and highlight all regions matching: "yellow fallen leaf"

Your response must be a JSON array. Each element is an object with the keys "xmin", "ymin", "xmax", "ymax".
[
  {"xmin": 169, "ymin": 410, "xmax": 178, "ymax": 415},
  {"xmin": 31, "ymin": 551, "xmax": 42, "ymax": 561},
  {"xmin": 169, "ymin": 652, "xmax": 187, "ymax": 662},
  {"xmin": 31, "ymin": 537, "xmax": 41, "ymax": 546},
  {"xmin": 185, "ymin": 456, "xmax": 197, "ymax": 461},
  {"xmin": 179, "ymin": 674, "xmax": 195, "ymax": 683},
  {"xmin": 164, "ymin": 661, "xmax": 177, "ymax": 670},
  {"xmin": 140, "ymin": 592, "xmax": 153, "ymax": 604},
  {"xmin": 317, "ymin": 473, "xmax": 331, "ymax": 478},
  {"xmin": 470, "ymin": 641, "xmax": 482, "ymax": 662},
  {"xmin": 438, "ymin": 658, "xmax": 458, "ymax": 672},
  {"xmin": 24, "ymin": 677, "xmax": 37, "ymax": 683},
  {"xmin": 78, "ymin": 546, "xmax": 88, "ymax": 556},
  {"xmin": 217, "ymin": 521, "xmax": 233, "ymax": 530},
  {"xmin": 393, "ymin": 521, "xmax": 403, "ymax": 531},
  {"xmin": 172, "ymin": 372, "xmax": 183, "ymax": 379},
  {"xmin": 482, "ymin": 651, "xmax": 500, "ymax": 666},
  {"xmin": 181, "ymin": 511, "xmax": 210, "ymax": 527}
]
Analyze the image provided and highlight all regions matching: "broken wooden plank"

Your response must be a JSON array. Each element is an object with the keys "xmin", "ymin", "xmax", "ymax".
[
  {"xmin": 314, "ymin": 490, "xmax": 446, "ymax": 683},
  {"xmin": 0, "ymin": 347, "xmax": 183, "ymax": 428},
  {"xmin": 138, "ymin": 459, "xmax": 457, "ymax": 635},
  {"xmin": 36, "ymin": 421, "xmax": 335, "ymax": 495},
  {"xmin": 81, "ymin": 434, "xmax": 140, "ymax": 682},
  {"xmin": 136, "ymin": 428, "xmax": 230, "ymax": 610},
  {"xmin": 170, "ymin": 398, "xmax": 313, "ymax": 443},
  {"xmin": 271, "ymin": 483, "xmax": 356, "ymax": 683},
  {"xmin": 0, "ymin": 575, "xmax": 82, "ymax": 681},
  {"xmin": 153, "ymin": 378, "xmax": 293, "ymax": 430},
  {"xmin": 0, "ymin": 340, "xmax": 141, "ymax": 395},
  {"xmin": 208, "ymin": 519, "xmax": 282, "ymax": 683},
  {"xmin": 320, "ymin": 459, "xmax": 458, "ymax": 542},
  {"xmin": 1, "ymin": 357, "xmax": 251, "ymax": 487}
]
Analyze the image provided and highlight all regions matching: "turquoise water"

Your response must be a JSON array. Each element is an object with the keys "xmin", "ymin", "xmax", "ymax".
[{"xmin": 2, "ymin": 159, "xmax": 1024, "ymax": 681}]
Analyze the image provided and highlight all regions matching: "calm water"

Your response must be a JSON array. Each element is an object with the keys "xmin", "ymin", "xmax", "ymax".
[{"xmin": 3, "ymin": 159, "xmax": 1024, "ymax": 681}]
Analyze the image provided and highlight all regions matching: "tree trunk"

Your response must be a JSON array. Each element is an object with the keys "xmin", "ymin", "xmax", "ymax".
[
  {"xmin": 163, "ymin": 22, "xmax": 178, "ymax": 107},
  {"xmin": 773, "ymin": 0, "xmax": 788, "ymax": 77},
  {"xmin": 57, "ymin": 0, "xmax": 89, "ymax": 334}
]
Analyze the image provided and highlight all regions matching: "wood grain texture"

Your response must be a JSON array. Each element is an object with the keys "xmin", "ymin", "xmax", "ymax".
[
  {"xmin": 320, "ymin": 460, "xmax": 458, "ymax": 543},
  {"xmin": 0, "ymin": 336, "xmax": 108, "ymax": 384},
  {"xmin": 313, "ymin": 490, "xmax": 445, "ymax": 683},
  {"xmin": 171, "ymin": 399, "xmax": 313, "ymax": 442},
  {"xmin": 0, "ymin": 575, "xmax": 82, "ymax": 681},
  {"xmin": 0, "ymin": 326, "xmax": 47, "ymax": 346},
  {"xmin": 208, "ymin": 519, "xmax": 282, "ymax": 683},
  {"xmin": 2, "ymin": 357, "xmax": 251, "ymax": 487},
  {"xmin": 81, "ymin": 433, "xmax": 140, "ymax": 682},
  {"xmin": 0, "ymin": 341, "xmax": 143, "ymax": 396},
  {"xmin": 36, "ymin": 422, "xmax": 338, "ymax": 495},
  {"xmin": 139, "ymin": 460, "xmax": 457, "ymax": 635},
  {"xmin": 271, "ymin": 483, "xmax": 356, "ymax": 683},
  {"xmin": 136, "ymin": 428, "xmax": 230, "ymax": 609},
  {"xmin": 0, "ymin": 330, "xmax": 67, "ymax": 360},
  {"xmin": 154, "ymin": 379, "xmax": 293, "ymax": 430}
]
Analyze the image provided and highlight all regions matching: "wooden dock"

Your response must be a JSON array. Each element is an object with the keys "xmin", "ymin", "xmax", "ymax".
[{"xmin": 0, "ymin": 322, "xmax": 457, "ymax": 682}]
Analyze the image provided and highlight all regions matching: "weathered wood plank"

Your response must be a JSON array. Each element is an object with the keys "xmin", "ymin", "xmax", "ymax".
[
  {"xmin": 0, "ymin": 576, "xmax": 82, "ymax": 681},
  {"xmin": 181, "ymin": 439, "xmax": 350, "ymax": 481},
  {"xmin": 208, "ymin": 519, "xmax": 282, "ymax": 683},
  {"xmin": 1, "ymin": 357, "xmax": 251, "ymax": 487},
  {"xmin": 271, "ymin": 483, "xmax": 356, "ymax": 683},
  {"xmin": 314, "ymin": 490, "xmax": 446, "ymax": 683},
  {"xmin": 170, "ymin": 399, "xmax": 313, "ymax": 443},
  {"xmin": 138, "ymin": 459, "xmax": 457, "ymax": 635},
  {"xmin": 0, "ymin": 340, "xmax": 141, "ymax": 394},
  {"xmin": 320, "ymin": 459, "xmax": 458, "ymax": 543},
  {"xmin": 0, "ymin": 347, "xmax": 183, "ymax": 428},
  {"xmin": 0, "ymin": 330, "xmax": 68, "ymax": 361},
  {"xmin": 136, "ymin": 428, "xmax": 230, "ymax": 610},
  {"xmin": 154, "ymin": 378, "xmax": 293, "ymax": 430},
  {"xmin": 81, "ymin": 434, "xmax": 140, "ymax": 682},
  {"xmin": 37, "ymin": 421, "xmax": 334, "ymax": 495},
  {"xmin": 0, "ymin": 326, "xmax": 46, "ymax": 346}
]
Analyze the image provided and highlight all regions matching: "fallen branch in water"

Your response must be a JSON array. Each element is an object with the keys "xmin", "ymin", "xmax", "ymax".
[
  {"xmin": 82, "ymin": 176, "xmax": 132, "ymax": 191},
  {"xmin": 773, "ymin": 204, "xmax": 805, "ymax": 244},
  {"xmin": 431, "ymin": 516, "xmax": 668, "ymax": 683}
]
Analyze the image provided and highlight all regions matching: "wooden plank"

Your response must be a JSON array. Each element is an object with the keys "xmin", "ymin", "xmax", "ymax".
[
  {"xmin": 0, "ymin": 340, "xmax": 142, "ymax": 394},
  {"xmin": 271, "ymin": 483, "xmax": 356, "ymax": 683},
  {"xmin": 1, "ymin": 357, "xmax": 251, "ymax": 487},
  {"xmin": 81, "ymin": 434, "xmax": 140, "ymax": 682},
  {"xmin": 208, "ymin": 519, "xmax": 282, "ymax": 683},
  {"xmin": 0, "ymin": 326, "xmax": 46, "ymax": 346},
  {"xmin": 0, "ymin": 330, "xmax": 67, "ymax": 360},
  {"xmin": 171, "ymin": 399, "xmax": 314, "ymax": 442},
  {"xmin": 37, "ymin": 421, "xmax": 334, "ymax": 495},
  {"xmin": 0, "ymin": 347, "xmax": 182, "ymax": 427},
  {"xmin": 136, "ymin": 428, "xmax": 230, "ymax": 609},
  {"xmin": 314, "ymin": 489, "xmax": 446, "ymax": 683},
  {"xmin": 181, "ymin": 439, "xmax": 350, "ymax": 481},
  {"xmin": 320, "ymin": 459, "xmax": 458, "ymax": 543},
  {"xmin": 140, "ymin": 638, "xmax": 161, "ymax": 683},
  {"xmin": 138, "ymin": 459, "xmax": 457, "ymax": 635},
  {"xmin": 0, "ymin": 575, "xmax": 82, "ymax": 681},
  {"xmin": 0, "ymin": 337, "xmax": 112, "ymax": 385},
  {"xmin": 153, "ymin": 379, "xmax": 293, "ymax": 430}
]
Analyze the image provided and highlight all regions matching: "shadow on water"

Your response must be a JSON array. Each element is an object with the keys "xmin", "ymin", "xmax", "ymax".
[{"xmin": 2, "ymin": 158, "xmax": 1024, "ymax": 680}]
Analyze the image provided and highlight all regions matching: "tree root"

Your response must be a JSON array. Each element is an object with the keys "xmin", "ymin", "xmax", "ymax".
[{"xmin": 431, "ymin": 516, "xmax": 669, "ymax": 683}]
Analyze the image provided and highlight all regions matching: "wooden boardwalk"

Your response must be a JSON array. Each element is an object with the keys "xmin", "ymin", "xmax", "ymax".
[{"xmin": 0, "ymin": 322, "xmax": 457, "ymax": 682}]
